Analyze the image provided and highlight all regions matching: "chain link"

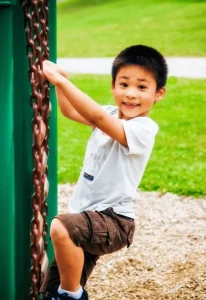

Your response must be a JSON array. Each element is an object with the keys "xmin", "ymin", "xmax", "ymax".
[{"xmin": 20, "ymin": 0, "xmax": 51, "ymax": 298}]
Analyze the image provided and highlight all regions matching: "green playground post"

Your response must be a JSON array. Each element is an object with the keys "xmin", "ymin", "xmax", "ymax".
[
  {"xmin": 0, "ymin": 1, "xmax": 57, "ymax": 298},
  {"xmin": 47, "ymin": 0, "xmax": 58, "ymax": 262},
  {"xmin": 0, "ymin": 4, "xmax": 15, "ymax": 299}
]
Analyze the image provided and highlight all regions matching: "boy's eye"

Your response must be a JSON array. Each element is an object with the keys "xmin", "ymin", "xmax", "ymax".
[
  {"xmin": 120, "ymin": 82, "xmax": 127, "ymax": 87},
  {"xmin": 139, "ymin": 85, "xmax": 146, "ymax": 90}
]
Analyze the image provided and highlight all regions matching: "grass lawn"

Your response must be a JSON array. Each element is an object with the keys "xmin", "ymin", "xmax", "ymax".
[
  {"xmin": 58, "ymin": 75, "xmax": 206, "ymax": 197},
  {"xmin": 57, "ymin": 0, "xmax": 206, "ymax": 57}
]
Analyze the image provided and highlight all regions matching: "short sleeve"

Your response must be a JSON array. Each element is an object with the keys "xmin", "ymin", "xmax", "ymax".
[
  {"xmin": 92, "ymin": 105, "xmax": 118, "ymax": 131},
  {"xmin": 120, "ymin": 117, "xmax": 159, "ymax": 155}
]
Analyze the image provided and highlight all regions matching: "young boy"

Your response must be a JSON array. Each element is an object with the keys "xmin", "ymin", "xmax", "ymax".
[{"xmin": 40, "ymin": 44, "xmax": 168, "ymax": 299}]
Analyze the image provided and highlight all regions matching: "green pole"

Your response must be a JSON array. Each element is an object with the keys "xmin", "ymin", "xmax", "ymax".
[
  {"xmin": 13, "ymin": 1, "xmax": 57, "ymax": 299},
  {"xmin": 47, "ymin": 0, "xmax": 58, "ymax": 263},
  {"xmin": 0, "ymin": 6, "xmax": 15, "ymax": 299}
]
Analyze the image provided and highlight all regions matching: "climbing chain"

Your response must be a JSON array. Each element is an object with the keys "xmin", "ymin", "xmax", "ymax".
[{"xmin": 21, "ymin": 0, "xmax": 51, "ymax": 298}]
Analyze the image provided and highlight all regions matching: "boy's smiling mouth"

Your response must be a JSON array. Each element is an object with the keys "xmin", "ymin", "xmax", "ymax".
[{"xmin": 122, "ymin": 102, "xmax": 140, "ymax": 109}]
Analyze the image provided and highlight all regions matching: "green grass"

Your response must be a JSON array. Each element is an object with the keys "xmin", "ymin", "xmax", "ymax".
[
  {"xmin": 57, "ymin": 0, "xmax": 206, "ymax": 57},
  {"xmin": 58, "ymin": 75, "xmax": 206, "ymax": 197}
]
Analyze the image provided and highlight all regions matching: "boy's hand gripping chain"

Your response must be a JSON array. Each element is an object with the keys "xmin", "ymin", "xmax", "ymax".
[{"xmin": 21, "ymin": 0, "xmax": 51, "ymax": 298}]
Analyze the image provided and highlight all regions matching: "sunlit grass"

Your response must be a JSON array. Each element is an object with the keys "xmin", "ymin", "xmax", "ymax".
[{"xmin": 57, "ymin": 0, "xmax": 206, "ymax": 57}]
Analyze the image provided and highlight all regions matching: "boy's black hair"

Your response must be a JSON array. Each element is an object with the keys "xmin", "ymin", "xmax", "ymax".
[{"xmin": 112, "ymin": 45, "xmax": 168, "ymax": 90}]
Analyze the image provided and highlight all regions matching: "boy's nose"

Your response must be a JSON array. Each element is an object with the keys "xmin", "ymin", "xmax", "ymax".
[{"xmin": 125, "ymin": 88, "xmax": 138, "ymax": 99}]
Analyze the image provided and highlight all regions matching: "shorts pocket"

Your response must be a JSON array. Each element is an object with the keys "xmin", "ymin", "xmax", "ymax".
[
  {"xmin": 114, "ymin": 215, "xmax": 135, "ymax": 248},
  {"xmin": 82, "ymin": 211, "xmax": 112, "ymax": 244}
]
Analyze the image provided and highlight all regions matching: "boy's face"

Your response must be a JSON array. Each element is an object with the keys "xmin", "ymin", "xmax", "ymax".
[{"xmin": 111, "ymin": 65, "xmax": 166, "ymax": 120}]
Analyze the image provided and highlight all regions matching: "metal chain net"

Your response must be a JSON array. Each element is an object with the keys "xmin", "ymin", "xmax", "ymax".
[{"xmin": 20, "ymin": 0, "xmax": 51, "ymax": 298}]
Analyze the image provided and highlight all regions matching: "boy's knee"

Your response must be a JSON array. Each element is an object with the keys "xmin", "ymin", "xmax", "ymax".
[{"xmin": 50, "ymin": 218, "xmax": 69, "ymax": 243}]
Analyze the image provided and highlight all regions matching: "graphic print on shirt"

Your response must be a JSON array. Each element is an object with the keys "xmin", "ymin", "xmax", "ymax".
[
  {"xmin": 82, "ymin": 126, "xmax": 112, "ymax": 182},
  {"xmin": 83, "ymin": 145, "xmax": 108, "ymax": 181}
]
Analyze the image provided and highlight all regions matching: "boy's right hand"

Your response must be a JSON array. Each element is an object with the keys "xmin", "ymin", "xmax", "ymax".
[
  {"xmin": 43, "ymin": 60, "xmax": 68, "ymax": 78},
  {"xmin": 42, "ymin": 60, "xmax": 68, "ymax": 86}
]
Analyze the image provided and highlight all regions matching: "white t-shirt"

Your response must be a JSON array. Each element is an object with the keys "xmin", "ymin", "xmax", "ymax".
[{"xmin": 69, "ymin": 105, "xmax": 159, "ymax": 219}]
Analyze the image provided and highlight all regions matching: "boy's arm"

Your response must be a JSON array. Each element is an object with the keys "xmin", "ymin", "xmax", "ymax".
[
  {"xmin": 56, "ymin": 86, "xmax": 93, "ymax": 126},
  {"xmin": 44, "ymin": 60, "xmax": 93, "ymax": 126},
  {"xmin": 43, "ymin": 60, "xmax": 127, "ymax": 146},
  {"xmin": 58, "ymin": 77, "xmax": 127, "ymax": 146}
]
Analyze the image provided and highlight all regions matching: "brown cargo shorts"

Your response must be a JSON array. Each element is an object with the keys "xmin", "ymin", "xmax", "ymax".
[{"xmin": 40, "ymin": 207, "xmax": 135, "ymax": 294}]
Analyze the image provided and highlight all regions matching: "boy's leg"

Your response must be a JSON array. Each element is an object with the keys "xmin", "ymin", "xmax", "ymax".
[
  {"xmin": 40, "ymin": 211, "xmax": 100, "ymax": 295},
  {"xmin": 50, "ymin": 218, "xmax": 84, "ymax": 291},
  {"xmin": 40, "ymin": 208, "xmax": 135, "ymax": 296},
  {"xmin": 40, "ymin": 252, "xmax": 99, "ymax": 296}
]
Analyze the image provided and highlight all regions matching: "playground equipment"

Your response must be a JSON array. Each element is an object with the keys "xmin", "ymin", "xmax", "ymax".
[{"xmin": 0, "ymin": 1, "xmax": 57, "ymax": 299}]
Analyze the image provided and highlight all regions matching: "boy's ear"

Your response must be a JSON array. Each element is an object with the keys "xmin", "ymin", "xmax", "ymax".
[{"xmin": 155, "ymin": 86, "xmax": 166, "ymax": 103}]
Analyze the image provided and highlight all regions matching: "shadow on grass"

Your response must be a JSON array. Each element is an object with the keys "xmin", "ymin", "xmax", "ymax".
[
  {"xmin": 58, "ymin": 0, "xmax": 206, "ymax": 15},
  {"xmin": 58, "ymin": 0, "xmax": 205, "ymax": 8},
  {"xmin": 58, "ymin": 0, "xmax": 118, "ymax": 10}
]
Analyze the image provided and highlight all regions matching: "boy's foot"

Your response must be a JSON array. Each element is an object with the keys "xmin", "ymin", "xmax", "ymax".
[{"xmin": 43, "ymin": 289, "xmax": 88, "ymax": 300}]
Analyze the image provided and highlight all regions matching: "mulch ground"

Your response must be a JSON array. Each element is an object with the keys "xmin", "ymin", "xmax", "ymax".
[{"xmin": 58, "ymin": 185, "xmax": 206, "ymax": 300}]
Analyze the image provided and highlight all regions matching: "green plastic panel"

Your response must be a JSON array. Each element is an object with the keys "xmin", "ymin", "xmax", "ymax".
[
  {"xmin": 0, "ymin": 1, "xmax": 57, "ymax": 299},
  {"xmin": 0, "ymin": 6, "xmax": 15, "ymax": 300},
  {"xmin": 12, "ymin": 3, "xmax": 33, "ymax": 298}
]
